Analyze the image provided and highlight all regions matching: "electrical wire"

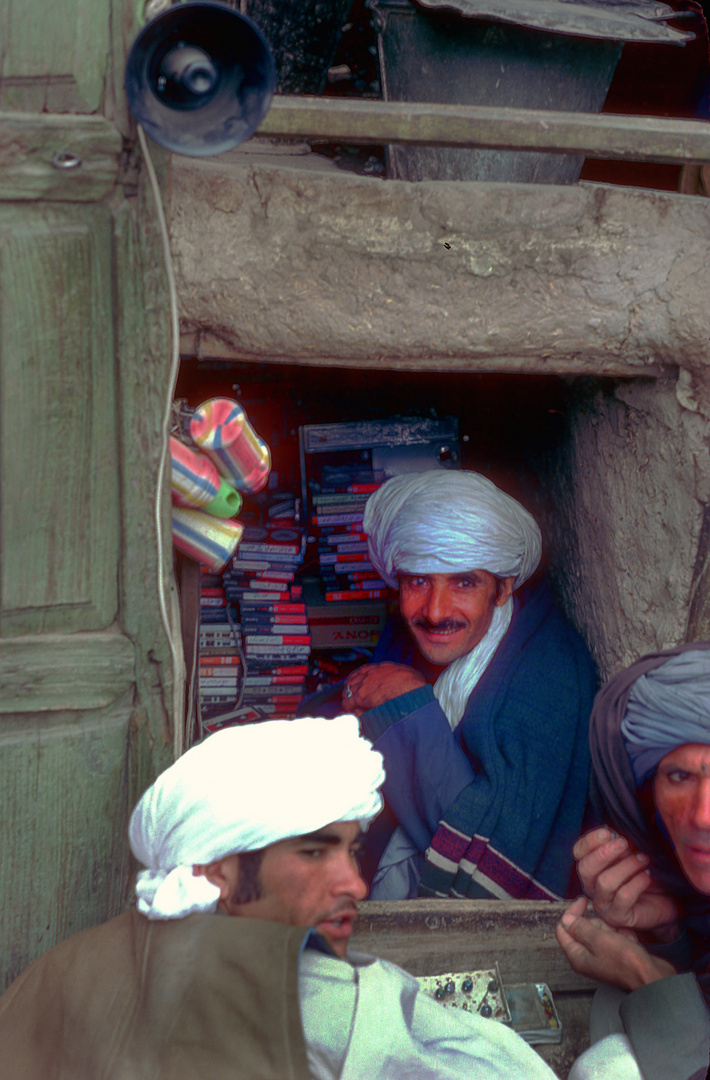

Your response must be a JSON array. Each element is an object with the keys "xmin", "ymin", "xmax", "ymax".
[
  {"xmin": 226, "ymin": 604, "xmax": 247, "ymax": 714},
  {"xmin": 186, "ymin": 615, "xmax": 200, "ymax": 740},
  {"xmin": 137, "ymin": 123, "xmax": 187, "ymax": 760}
]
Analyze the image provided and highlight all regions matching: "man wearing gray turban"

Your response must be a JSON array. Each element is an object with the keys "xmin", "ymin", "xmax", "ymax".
[
  {"xmin": 339, "ymin": 470, "xmax": 596, "ymax": 904},
  {"xmin": 557, "ymin": 644, "xmax": 710, "ymax": 1080},
  {"xmin": 0, "ymin": 714, "xmax": 558, "ymax": 1080}
]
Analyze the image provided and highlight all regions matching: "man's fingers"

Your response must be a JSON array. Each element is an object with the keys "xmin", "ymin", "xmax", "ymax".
[
  {"xmin": 573, "ymin": 828, "xmax": 617, "ymax": 861},
  {"xmin": 576, "ymin": 834, "xmax": 632, "ymax": 877},
  {"xmin": 344, "ymin": 662, "xmax": 426, "ymax": 714},
  {"xmin": 580, "ymin": 850, "xmax": 649, "ymax": 896},
  {"xmin": 579, "ymin": 856, "xmax": 653, "ymax": 926},
  {"xmin": 571, "ymin": 827, "xmax": 679, "ymax": 932},
  {"xmin": 555, "ymin": 904, "xmax": 598, "ymax": 975},
  {"xmin": 556, "ymin": 896, "xmax": 590, "ymax": 946},
  {"xmin": 600, "ymin": 858, "xmax": 652, "ymax": 904},
  {"xmin": 554, "ymin": 919, "xmax": 579, "ymax": 961},
  {"xmin": 345, "ymin": 665, "xmax": 374, "ymax": 689},
  {"xmin": 562, "ymin": 895, "xmax": 589, "ymax": 922},
  {"xmin": 559, "ymin": 908, "xmax": 604, "ymax": 949},
  {"xmin": 343, "ymin": 665, "xmax": 377, "ymax": 703}
]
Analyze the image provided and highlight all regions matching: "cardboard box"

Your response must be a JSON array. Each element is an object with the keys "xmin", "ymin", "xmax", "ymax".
[{"xmin": 303, "ymin": 578, "xmax": 388, "ymax": 650}]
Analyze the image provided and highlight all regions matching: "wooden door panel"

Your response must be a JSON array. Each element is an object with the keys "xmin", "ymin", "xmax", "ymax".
[
  {"xmin": 0, "ymin": 0, "xmax": 110, "ymax": 113},
  {"xmin": 0, "ymin": 631, "xmax": 135, "ymax": 713},
  {"xmin": 0, "ymin": 695, "xmax": 134, "ymax": 986},
  {"xmin": 0, "ymin": 113, "xmax": 121, "ymax": 202},
  {"xmin": 0, "ymin": 204, "xmax": 120, "ymax": 635},
  {"xmin": 0, "ymin": 0, "xmax": 175, "ymax": 991}
]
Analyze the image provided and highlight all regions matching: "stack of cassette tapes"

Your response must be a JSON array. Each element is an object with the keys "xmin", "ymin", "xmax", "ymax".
[
  {"xmin": 310, "ymin": 468, "xmax": 387, "ymax": 602},
  {"xmin": 299, "ymin": 416, "xmax": 461, "ymax": 608},
  {"xmin": 222, "ymin": 493, "xmax": 310, "ymax": 718},
  {"xmin": 198, "ymin": 572, "xmax": 242, "ymax": 711}
]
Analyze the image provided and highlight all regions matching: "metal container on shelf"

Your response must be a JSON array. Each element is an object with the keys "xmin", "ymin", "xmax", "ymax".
[{"xmin": 369, "ymin": 0, "xmax": 692, "ymax": 184}]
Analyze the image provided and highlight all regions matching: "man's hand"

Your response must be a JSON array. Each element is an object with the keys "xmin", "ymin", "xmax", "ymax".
[
  {"xmin": 574, "ymin": 828, "xmax": 680, "ymax": 939},
  {"xmin": 342, "ymin": 662, "xmax": 426, "ymax": 717},
  {"xmin": 556, "ymin": 896, "xmax": 677, "ymax": 992}
]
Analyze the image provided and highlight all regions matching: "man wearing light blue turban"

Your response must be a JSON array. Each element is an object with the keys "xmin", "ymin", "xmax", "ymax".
[
  {"xmin": 558, "ymin": 643, "xmax": 710, "ymax": 1080},
  {"xmin": 339, "ymin": 469, "xmax": 597, "ymax": 904}
]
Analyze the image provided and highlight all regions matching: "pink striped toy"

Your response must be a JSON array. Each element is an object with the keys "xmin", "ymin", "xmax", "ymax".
[
  {"xmin": 189, "ymin": 398, "xmax": 270, "ymax": 494},
  {"xmin": 172, "ymin": 506, "xmax": 244, "ymax": 571},
  {"xmin": 170, "ymin": 436, "xmax": 221, "ymax": 508}
]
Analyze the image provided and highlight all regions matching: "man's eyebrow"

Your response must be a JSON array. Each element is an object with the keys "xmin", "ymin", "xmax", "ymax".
[{"xmin": 296, "ymin": 830, "xmax": 365, "ymax": 845}]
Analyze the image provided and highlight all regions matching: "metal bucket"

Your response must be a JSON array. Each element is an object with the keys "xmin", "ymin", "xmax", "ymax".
[{"xmin": 370, "ymin": 0, "xmax": 623, "ymax": 183}]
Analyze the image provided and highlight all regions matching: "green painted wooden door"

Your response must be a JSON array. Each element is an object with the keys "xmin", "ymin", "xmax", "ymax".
[{"xmin": 0, "ymin": 0, "xmax": 176, "ymax": 986}]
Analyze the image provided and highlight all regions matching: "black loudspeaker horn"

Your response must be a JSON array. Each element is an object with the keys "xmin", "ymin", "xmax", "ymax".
[{"xmin": 125, "ymin": 1, "xmax": 275, "ymax": 157}]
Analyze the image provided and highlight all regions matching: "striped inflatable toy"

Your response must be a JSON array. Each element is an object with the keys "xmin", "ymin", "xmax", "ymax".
[
  {"xmin": 170, "ymin": 436, "xmax": 221, "ymax": 508},
  {"xmin": 172, "ymin": 506, "xmax": 244, "ymax": 571},
  {"xmin": 189, "ymin": 398, "xmax": 270, "ymax": 494}
]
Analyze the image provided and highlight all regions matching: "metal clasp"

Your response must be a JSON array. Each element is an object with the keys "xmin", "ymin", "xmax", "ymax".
[{"xmin": 52, "ymin": 151, "xmax": 83, "ymax": 170}]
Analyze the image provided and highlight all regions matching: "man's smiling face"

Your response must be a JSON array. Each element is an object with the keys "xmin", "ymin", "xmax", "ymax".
[{"xmin": 398, "ymin": 570, "xmax": 514, "ymax": 667}]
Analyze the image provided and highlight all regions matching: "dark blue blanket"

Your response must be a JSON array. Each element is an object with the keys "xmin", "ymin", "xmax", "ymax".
[{"xmin": 358, "ymin": 579, "xmax": 596, "ymax": 900}]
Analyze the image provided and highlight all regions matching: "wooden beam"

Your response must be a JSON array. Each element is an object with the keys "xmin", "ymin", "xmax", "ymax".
[
  {"xmin": 171, "ymin": 161, "xmax": 710, "ymax": 372},
  {"xmin": 258, "ymin": 95, "xmax": 710, "ymax": 165},
  {"xmin": 180, "ymin": 329, "xmax": 672, "ymax": 378},
  {"xmin": 351, "ymin": 899, "xmax": 596, "ymax": 993}
]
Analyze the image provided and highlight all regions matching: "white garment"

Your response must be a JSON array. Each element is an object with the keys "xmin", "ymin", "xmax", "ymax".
[
  {"xmin": 299, "ymin": 949, "xmax": 558, "ymax": 1080},
  {"xmin": 129, "ymin": 715, "xmax": 385, "ymax": 920},
  {"xmin": 568, "ymin": 1035, "xmax": 643, "ymax": 1080},
  {"xmin": 433, "ymin": 599, "xmax": 512, "ymax": 730}
]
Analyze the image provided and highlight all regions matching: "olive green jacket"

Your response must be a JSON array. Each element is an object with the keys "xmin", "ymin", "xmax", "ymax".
[{"xmin": 0, "ymin": 909, "xmax": 311, "ymax": 1080}]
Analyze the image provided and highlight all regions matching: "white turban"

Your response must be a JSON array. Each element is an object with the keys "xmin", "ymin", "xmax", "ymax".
[
  {"xmin": 364, "ymin": 471, "xmax": 542, "ymax": 729},
  {"xmin": 129, "ymin": 715, "xmax": 385, "ymax": 920}
]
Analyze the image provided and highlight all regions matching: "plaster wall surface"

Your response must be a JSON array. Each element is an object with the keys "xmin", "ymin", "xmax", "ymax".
[
  {"xmin": 537, "ymin": 379, "xmax": 710, "ymax": 680},
  {"xmin": 170, "ymin": 146, "xmax": 710, "ymax": 374}
]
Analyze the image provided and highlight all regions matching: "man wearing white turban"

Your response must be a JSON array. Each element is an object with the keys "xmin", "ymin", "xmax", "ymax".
[
  {"xmin": 338, "ymin": 470, "xmax": 596, "ymax": 904},
  {"xmin": 0, "ymin": 714, "xmax": 558, "ymax": 1080}
]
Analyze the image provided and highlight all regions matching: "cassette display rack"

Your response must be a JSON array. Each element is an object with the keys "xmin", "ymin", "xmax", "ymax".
[{"xmin": 299, "ymin": 416, "xmax": 460, "ymax": 647}]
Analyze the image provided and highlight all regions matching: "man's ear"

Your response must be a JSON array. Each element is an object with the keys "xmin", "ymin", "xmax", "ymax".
[
  {"xmin": 193, "ymin": 854, "xmax": 240, "ymax": 901},
  {"xmin": 495, "ymin": 576, "xmax": 515, "ymax": 607}
]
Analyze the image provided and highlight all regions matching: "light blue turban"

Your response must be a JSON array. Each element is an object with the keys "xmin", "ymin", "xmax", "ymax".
[
  {"xmin": 364, "ymin": 470, "xmax": 542, "ymax": 590},
  {"xmin": 621, "ymin": 649, "xmax": 710, "ymax": 785}
]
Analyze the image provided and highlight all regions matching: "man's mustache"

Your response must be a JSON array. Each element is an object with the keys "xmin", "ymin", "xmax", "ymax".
[
  {"xmin": 679, "ymin": 834, "xmax": 710, "ymax": 850},
  {"xmin": 413, "ymin": 617, "xmax": 465, "ymax": 632},
  {"xmin": 320, "ymin": 901, "xmax": 360, "ymax": 922}
]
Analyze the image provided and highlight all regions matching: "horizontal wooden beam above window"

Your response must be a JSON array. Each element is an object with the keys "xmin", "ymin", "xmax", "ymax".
[
  {"xmin": 258, "ymin": 95, "xmax": 710, "ymax": 165},
  {"xmin": 0, "ymin": 113, "xmax": 121, "ymax": 201}
]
